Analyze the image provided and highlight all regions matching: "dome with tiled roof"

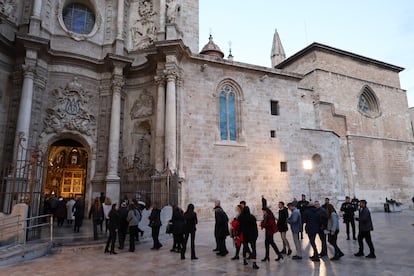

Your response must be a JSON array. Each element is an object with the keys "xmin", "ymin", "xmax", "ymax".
[{"xmin": 200, "ymin": 35, "xmax": 224, "ymax": 58}]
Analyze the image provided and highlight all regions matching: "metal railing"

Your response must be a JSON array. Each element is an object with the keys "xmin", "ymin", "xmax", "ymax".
[{"xmin": 0, "ymin": 214, "xmax": 53, "ymax": 257}]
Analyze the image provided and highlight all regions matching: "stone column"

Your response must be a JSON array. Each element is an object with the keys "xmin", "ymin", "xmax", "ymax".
[
  {"xmin": 155, "ymin": 75, "xmax": 165, "ymax": 172},
  {"xmin": 32, "ymin": 0, "xmax": 42, "ymax": 17},
  {"xmin": 30, "ymin": 0, "xmax": 42, "ymax": 35},
  {"xmin": 105, "ymin": 74, "xmax": 124, "ymax": 203},
  {"xmin": 14, "ymin": 63, "xmax": 36, "ymax": 162},
  {"xmin": 164, "ymin": 70, "xmax": 177, "ymax": 172},
  {"xmin": 116, "ymin": 0, "xmax": 124, "ymax": 40}
]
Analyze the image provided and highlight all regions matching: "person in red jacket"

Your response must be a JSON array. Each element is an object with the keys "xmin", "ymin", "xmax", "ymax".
[
  {"xmin": 260, "ymin": 207, "xmax": 283, "ymax": 262},
  {"xmin": 230, "ymin": 205, "xmax": 243, "ymax": 260}
]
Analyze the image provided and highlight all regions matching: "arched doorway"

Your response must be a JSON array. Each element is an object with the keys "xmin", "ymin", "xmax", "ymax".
[{"xmin": 45, "ymin": 139, "xmax": 88, "ymax": 200}]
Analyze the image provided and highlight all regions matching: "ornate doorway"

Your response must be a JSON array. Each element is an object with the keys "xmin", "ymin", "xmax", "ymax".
[{"xmin": 45, "ymin": 139, "xmax": 88, "ymax": 199}]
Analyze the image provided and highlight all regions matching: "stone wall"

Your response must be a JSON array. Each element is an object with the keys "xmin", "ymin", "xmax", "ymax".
[{"xmin": 178, "ymin": 57, "xmax": 343, "ymax": 217}]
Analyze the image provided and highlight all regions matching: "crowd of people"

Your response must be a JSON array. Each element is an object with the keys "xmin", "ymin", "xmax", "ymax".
[
  {"xmin": 45, "ymin": 192, "xmax": 377, "ymax": 269},
  {"xmin": 212, "ymin": 194, "xmax": 376, "ymax": 270}
]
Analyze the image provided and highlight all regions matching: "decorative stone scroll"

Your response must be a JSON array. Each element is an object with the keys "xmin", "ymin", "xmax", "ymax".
[
  {"xmin": 130, "ymin": 0, "xmax": 158, "ymax": 50},
  {"xmin": 43, "ymin": 77, "xmax": 96, "ymax": 136},
  {"xmin": 130, "ymin": 90, "xmax": 153, "ymax": 119}
]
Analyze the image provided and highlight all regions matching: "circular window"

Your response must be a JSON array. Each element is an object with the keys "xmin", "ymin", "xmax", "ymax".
[
  {"xmin": 312, "ymin": 154, "xmax": 322, "ymax": 166},
  {"xmin": 62, "ymin": 3, "xmax": 95, "ymax": 34}
]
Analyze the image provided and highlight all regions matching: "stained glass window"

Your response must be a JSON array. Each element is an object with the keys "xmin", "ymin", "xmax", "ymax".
[
  {"xmin": 358, "ymin": 86, "xmax": 380, "ymax": 117},
  {"xmin": 219, "ymin": 85, "xmax": 237, "ymax": 141},
  {"xmin": 63, "ymin": 3, "xmax": 95, "ymax": 34}
]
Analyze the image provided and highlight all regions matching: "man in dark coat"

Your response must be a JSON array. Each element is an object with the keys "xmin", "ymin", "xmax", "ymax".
[
  {"xmin": 341, "ymin": 196, "xmax": 356, "ymax": 240},
  {"xmin": 297, "ymin": 194, "xmax": 309, "ymax": 239},
  {"xmin": 315, "ymin": 201, "xmax": 328, "ymax": 257},
  {"xmin": 303, "ymin": 203, "xmax": 321, "ymax": 262},
  {"xmin": 72, "ymin": 199, "xmax": 84, "ymax": 233},
  {"xmin": 354, "ymin": 200, "xmax": 376, "ymax": 258},
  {"xmin": 214, "ymin": 202, "xmax": 230, "ymax": 256},
  {"xmin": 117, "ymin": 202, "xmax": 128, "ymax": 249}
]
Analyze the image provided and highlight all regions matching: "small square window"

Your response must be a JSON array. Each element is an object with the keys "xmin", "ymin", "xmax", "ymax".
[
  {"xmin": 271, "ymin": 100, "xmax": 279, "ymax": 116},
  {"xmin": 280, "ymin": 161, "xmax": 288, "ymax": 172},
  {"xmin": 270, "ymin": 130, "xmax": 276, "ymax": 138}
]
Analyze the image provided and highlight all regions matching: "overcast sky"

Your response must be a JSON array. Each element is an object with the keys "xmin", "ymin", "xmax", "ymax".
[{"xmin": 199, "ymin": 0, "xmax": 414, "ymax": 107}]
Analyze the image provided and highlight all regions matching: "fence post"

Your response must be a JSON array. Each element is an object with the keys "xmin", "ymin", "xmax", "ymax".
[
  {"xmin": 50, "ymin": 215, "xmax": 53, "ymax": 244},
  {"xmin": 22, "ymin": 217, "xmax": 26, "ymax": 258}
]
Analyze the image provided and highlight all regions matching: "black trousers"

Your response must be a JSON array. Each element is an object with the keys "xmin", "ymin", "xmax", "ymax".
[
  {"xmin": 345, "ymin": 219, "xmax": 356, "ymax": 238},
  {"xmin": 318, "ymin": 230, "xmax": 327, "ymax": 255},
  {"xmin": 264, "ymin": 235, "xmax": 281, "ymax": 258},
  {"xmin": 243, "ymin": 240, "xmax": 257, "ymax": 260},
  {"xmin": 92, "ymin": 219, "xmax": 99, "ymax": 240},
  {"xmin": 328, "ymin": 231, "xmax": 342, "ymax": 257},
  {"xmin": 358, "ymin": 231, "xmax": 375, "ymax": 254},
  {"xmin": 118, "ymin": 225, "xmax": 127, "ymax": 249},
  {"xmin": 182, "ymin": 231, "xmax": 196, "ymax": 258},
  {"xmin": 308, "ymin": 233, "xmax": 319, "ymax": 258},
  {"xmin": 106, "ymin": 229, "xmax": 117, "ymax": 252},
  {"xmin": 152, "ymin": 226, "xmax": 162, "ymax": 248},
  {"xmin": 217, "ymin": 237, "xmax": 228, "ymax": 254},
  {"xmin": 129, "ymin": 225, "xmax": 138, "ymax": 252}
]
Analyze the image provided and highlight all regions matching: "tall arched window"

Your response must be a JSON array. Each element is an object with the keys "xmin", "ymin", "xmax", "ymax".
[
  {"xmin": 217, "ymin": 80, "xmax": 242, "ymax": 142},
  {"xmin": 358, "ymin": 85, "xmax": 380, "ymax": 118}
]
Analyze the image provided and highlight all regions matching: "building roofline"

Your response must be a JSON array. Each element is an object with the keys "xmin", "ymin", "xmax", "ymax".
[
  {"xmin": 275, "ymin": 42, "xmax": 404, "ymax": 72},
  {"xmin": 190, "ymin": 53, "xmax": 303, "ymax": 80}
]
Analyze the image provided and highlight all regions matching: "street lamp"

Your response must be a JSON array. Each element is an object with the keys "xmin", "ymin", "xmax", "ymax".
[{"xmin": 303, "ymin": 159, "xmax": 313, "ymax": 201}]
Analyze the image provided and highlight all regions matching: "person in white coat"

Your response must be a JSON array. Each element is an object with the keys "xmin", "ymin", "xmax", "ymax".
[
  {"xmin": 66, "ymin": 197, "xmax": 76, "ymax": 225},
  {"xmin": 102, "ymin": 197, "xmax": 112, "ymax": 233}
]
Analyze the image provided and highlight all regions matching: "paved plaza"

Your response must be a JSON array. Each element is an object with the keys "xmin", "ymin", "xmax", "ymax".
[{"xmin": 2, "ymin": 210, "xmax": 414, "ymax": 276}]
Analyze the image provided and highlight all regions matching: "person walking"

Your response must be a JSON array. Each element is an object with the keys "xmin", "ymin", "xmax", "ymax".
[
  {"xmin": 66, "ymin": 197, "xmax": 76, "ymax": 225},
  {"xmin": 303, "ymin": 202, "xmax": 321, "ymax": 262},
  {"xmin": 171, "ymin": 206, "xmax": 185, "ymax": 256},
  {"xmin": 72, "ymin": 198, "xmax": 84, "ymax": 233},
  {"xmin": 55, "ymin": 197, "xmax": 67, "ymax": 227},
  {"xmin": 287, "ymin": 202, "xmax": 302, "ymax": 260},
  {"xmin": 297, "ymin": 194, "xmax": 309, "ymax": 239},
  {"xmin": 238, "ymin": 206, "xmax": 259, "ymax": 270},
  {"xmin": 149, "ymin": 203, "xmax": 162, "ymax": 250},
  {"xmin": 315, "ymin": 201, "xmax": 328, "ymax": 257},
  {"xmin": 127, "ymin": 204, "xmax": 139, "ymax": 252},
  {"xmin": 214, "ymin": 202, "xmax": 230, "ymax": 256},
  {"xmin": 182, "ymin": 203, "xmax": 198, "ymax": 260},
  {"xmin": 89, "ymin": 197, "xmax": 104, "ymax": 240},
  {"xmin": 230, "ymin": 205, "xmax": 243, "ymax": 260},
  {"xmin": 277, "ymin": 201, "xmax": 292, "ymax": 255},
  {"xmin": 341, "ymin": 196, "xmax": 357, "ymax": 240},
  {"xmin": 260, "ymin": 207, "xmax": 283, "ymax": 262},
  {"xmin": 105, "ymin": 203, "xmax": 120, "ymax": 255},
  {"xmin": 354, "ymin": 200, "xmax": 376, "ymax": 258},
  {"xmin": 102, "ymin": 197, "xmax": 112, "ymax": 233},
  {"xmin": 117, "ymin": 202, "xmax": 128, "ymax": 250},
  {"xmin": 326, "ymin": 204, "xmax": 344, "ymax": 260}
]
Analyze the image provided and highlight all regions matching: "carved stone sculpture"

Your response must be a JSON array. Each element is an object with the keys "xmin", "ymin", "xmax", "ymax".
[
  {"xmin": 0, "ymin": 0, "xmax": 17, "ymax": 22},
  {"xmin": 43, "ymin": 77, "xmax": 97, "ymax": 136},
  {"xmin": 130, "ymin": 0, "xmax": 158, "ymax": 50},
  {"xmin": 130, "ymin": 91, "xmax": 153, "ymax": 119}
]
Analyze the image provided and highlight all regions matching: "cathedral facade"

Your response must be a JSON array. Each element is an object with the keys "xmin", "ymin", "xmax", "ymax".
[{"xmin": 0, "ymin": 0, "xmax": 413, "ymax": 216}]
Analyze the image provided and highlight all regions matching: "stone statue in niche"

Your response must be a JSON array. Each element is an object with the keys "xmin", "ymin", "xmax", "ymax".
[
  {"xmin": 43, "ymin": 77, "xmax": 97, "ymax": 136},
  {"xmin": 130, "ymin": 91, "xmax": 153, "ymax": 119},
  {"xmin": 131, "ymin": 0, "xmax": 158, "ymax": 50},
  {"xmin": 166, "ymin": 0, "xmax": 181, "ymax": 24},
  {"xmin": 132, "ymin": 121, "xmax": 151, "ymax": 167},
  {"xmin": 0, "ymin": 0, "xmax": 17, "ymax": 22}
]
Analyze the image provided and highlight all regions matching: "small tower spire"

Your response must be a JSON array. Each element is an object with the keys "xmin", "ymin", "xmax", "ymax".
[
  {"xmin": 271, "ymin": 29, "xmax": 286, "ymax": 67},
  {"xmin": 227, "ymin": 40, "xmax": 233, "ymax": 61}
]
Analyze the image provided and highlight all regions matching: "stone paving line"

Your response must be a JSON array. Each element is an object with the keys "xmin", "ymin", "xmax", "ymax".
[{"xmin": 2, "ymin": 210, "xmax": 414, "ymax": 276}]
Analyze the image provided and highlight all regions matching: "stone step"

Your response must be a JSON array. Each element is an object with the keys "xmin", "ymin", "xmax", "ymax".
[{"xmin": 0, "ymin": 242, "xmax": 52, "ymax": 266}]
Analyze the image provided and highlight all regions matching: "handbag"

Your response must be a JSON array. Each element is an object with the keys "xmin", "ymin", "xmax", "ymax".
[{"xmin": 166, "ymin": 221, "xmax": 174, "ymax": 234}]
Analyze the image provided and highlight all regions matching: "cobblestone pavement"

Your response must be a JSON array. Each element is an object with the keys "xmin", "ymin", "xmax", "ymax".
[{"xmin": 2, "ymin": 210, "xmax": 414, "ymax": 276}]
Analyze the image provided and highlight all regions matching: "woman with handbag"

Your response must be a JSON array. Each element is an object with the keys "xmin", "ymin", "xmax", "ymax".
[
  {"xmin": 326, "ymin": 204, "xmax": 344, "ymax": 260},
  {"xmin": 149, "ymin": 203, "xmax": 163, "ymax": 250},
  {"xmin": 105, "ymin": 203, "xmax": 120, "ymax": 255},
  {"xmin": 230, "ymin": 205, "xmax": 243, "ymax": 260},
  {"xmin": 170, "ymin": 205, "xmax": 184, "ymax": 253},
  {"xmin": 260, "ymin": 207, "xmax": 283, "ymax": 262},
  {"xmin": 181, "ymin": 203, "xmax": 198, "ymax": 260},
  {"xmin": 127, "ymin": 204, "xmax": 139, "ymax": 252}
]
